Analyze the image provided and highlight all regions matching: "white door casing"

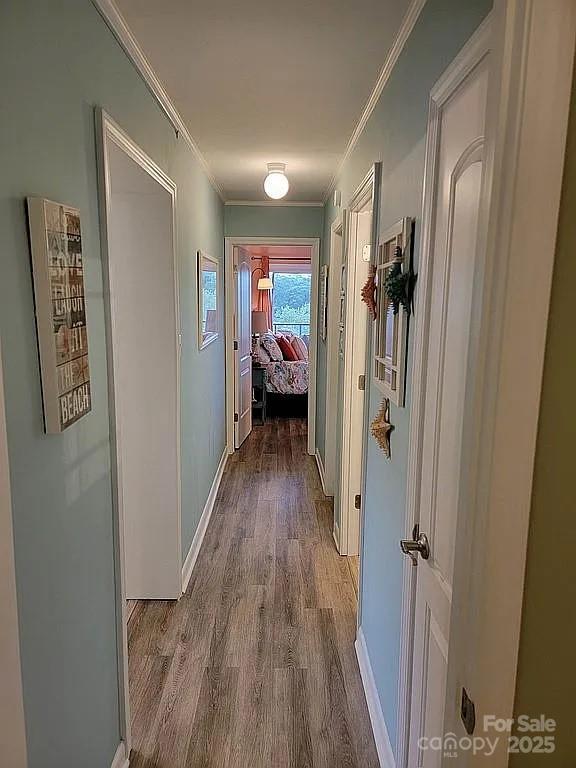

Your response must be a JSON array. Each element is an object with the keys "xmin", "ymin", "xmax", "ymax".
[
  {"xmin": 337, "ymin": 164, "xmax": 381, "ymax": 556},
  {"xmin": 0, "ymin": 340, "xmax": 28, "ymax": 767},
  {"xmin": 224, "ymin": 237, "xmax": 320, "ymax": 456},
  {"xmin": 96, "ymin": 109, "xmax": 182, "ymax": 755},
  {"xmin": 324, "ymin": 214, "xmax": 344, "ymax": 495},
  {"xmin": 407, "ymin": 46, "xmax": 490, "ymax": 767},
  {"xmin": 234, "ymin": 245, "xmax": 252, "ymax": 448}
]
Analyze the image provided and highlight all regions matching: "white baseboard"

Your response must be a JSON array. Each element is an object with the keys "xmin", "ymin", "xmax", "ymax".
[
  {"xmin": 314, "ymin": 449, "xmax": 328, "ymax": 496},
  {"xmin": 110, "ymin": 742, "xmax": 129, "ymax": 768},
  {"xmin": 355, "ymin": 627, "xmax": 396, "ymax": 768},
  {"xmin": 181, "ymin": 449, "xmax": 228, "ymax": 593}
]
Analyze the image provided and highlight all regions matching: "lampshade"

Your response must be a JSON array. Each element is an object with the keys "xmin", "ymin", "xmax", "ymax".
[
  {"xmin": 257, "ymin": 276, "xmax": 273, "ymax": 290},
  {"xmin": 252, "ymin": 310, "xmax": 269, "ymax": 335},
  {"xmin": 263, "ymin": 162, "xmax": 289, "ymax": 200}
]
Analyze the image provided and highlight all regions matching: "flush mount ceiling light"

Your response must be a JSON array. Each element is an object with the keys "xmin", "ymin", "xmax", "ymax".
[{"xmin": 263, "ymin": 162, "xmax": 289, "ymax": 200}]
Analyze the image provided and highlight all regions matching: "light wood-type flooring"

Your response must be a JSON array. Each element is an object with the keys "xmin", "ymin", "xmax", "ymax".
[{"xmin": 128, "ymin": 418, "xmax": 379, "ymax": 768}]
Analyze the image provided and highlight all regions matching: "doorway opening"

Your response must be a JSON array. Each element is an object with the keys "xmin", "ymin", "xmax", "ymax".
[
  {"xmin": 333, "ymin": 165, "xmax": 381, "ymax": 572},
  {"xmin": 97, "ymin": 111, "xmax": 181, "ymax": 756},
  {"xmin": 225, "ymin": 237, "xmax": 320, "ymax": 456}
]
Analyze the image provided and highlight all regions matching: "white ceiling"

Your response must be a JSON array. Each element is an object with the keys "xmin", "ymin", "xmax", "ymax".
[{"xmin": 116, "ymin": 0, "xmax": 412, "ymax": 202}]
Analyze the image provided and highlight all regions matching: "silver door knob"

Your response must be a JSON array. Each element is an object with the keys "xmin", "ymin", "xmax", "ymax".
[{"xmin": 400, "ymin": 531, "xmax": 430, "ymax": 566}]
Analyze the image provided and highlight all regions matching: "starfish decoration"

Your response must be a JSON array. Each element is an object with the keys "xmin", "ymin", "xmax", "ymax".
[
  {"xmin": 371, "ymin": 397, "xmax": 394, "ymax": 458},
  {"xmin": 361, "ymin": 263, "xmax": 377, "ymax": 319}
]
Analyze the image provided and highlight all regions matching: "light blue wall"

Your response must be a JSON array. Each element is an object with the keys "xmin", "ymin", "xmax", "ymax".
[
  {"xmin": 224, "ymin": 204, "xmax": 323, "ymax": 238},
  {"xmin": 0, "ymin": 2, "xmax": 225, "ymax": 766},
  {"xmin": 316, "ymin": 0, "xmax": 492, "ymax": 750}
]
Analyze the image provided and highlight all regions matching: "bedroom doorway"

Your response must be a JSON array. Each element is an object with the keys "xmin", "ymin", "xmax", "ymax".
[{"xmin": 225, "ymin": 237, "xmax": 320, "ymax": 456}]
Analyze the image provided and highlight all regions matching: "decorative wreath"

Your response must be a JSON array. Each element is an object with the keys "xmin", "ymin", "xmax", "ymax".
[{"xmin": 384, "ymin": 246, "xmax": 416, "ymax": 315}]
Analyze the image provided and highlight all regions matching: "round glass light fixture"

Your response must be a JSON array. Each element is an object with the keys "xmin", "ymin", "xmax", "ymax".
[{"xmin": 264, "ymin": 162, "xmax": 289, "ymax": 200}]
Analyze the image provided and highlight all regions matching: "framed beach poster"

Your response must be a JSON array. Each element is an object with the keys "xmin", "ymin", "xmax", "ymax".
[{"xmin": 27, "ymin": 198, "xmax": 91, "ymax": 433}]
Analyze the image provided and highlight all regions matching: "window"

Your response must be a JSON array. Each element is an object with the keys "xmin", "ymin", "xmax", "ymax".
[{"xmin": 271, "ymin": 271, "xmax": 311, "ymax": 337}]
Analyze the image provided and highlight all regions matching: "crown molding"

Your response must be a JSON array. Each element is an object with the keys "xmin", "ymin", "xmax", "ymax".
[
  {"xmin": 224, "ymin": 200, "xmax": 325, "ymax": 207},
  {"xmin": 91, "ymin": 0, "xmax": 226, "ymax": 202},
  {"xmin": 323, "ymin": 0, "xmax": 427, "ymax": 202}
]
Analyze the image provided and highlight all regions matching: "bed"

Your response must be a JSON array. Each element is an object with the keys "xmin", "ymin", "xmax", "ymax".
[
  {"xmin": 264, "ymin": 359, "xmax": 308, "ymax": 417},
  {"xmin": 254, "ymin": 332, "xmax": 309, "ymax": 418}
]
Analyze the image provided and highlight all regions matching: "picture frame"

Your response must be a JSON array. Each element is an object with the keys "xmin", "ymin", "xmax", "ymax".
[
  {"xmin": 319, "ymin": 264, "xmax": 329, "ymax": 342},
  {"xmin": 27, "ymin": 197, "xmax": 92, "ymax": 433},
  {"xmin": 198, "ymin": 251, "xmax": 220, "ymax": 349}
]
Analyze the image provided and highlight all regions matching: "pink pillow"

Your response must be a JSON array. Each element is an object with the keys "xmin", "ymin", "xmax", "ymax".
[
  {"xmin": 291, "ymin": 337, "xmax": 308, "ymax": 361},
  {"xmin": 276, "ymin": 335, "xmax": 298, "ymax": 361}
]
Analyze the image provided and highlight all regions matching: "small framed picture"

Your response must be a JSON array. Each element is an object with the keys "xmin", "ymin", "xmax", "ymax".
[{"xmin": 198, "ymin": 251, "xmax": 220, "ymax": 349}]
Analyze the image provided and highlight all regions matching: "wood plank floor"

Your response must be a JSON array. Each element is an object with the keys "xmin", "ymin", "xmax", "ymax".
[{"xmin": 128, "ymin": 418, "xmax": 379, "ymax": 768}]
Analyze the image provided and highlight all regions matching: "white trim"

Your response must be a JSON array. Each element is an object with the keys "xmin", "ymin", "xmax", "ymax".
[
  {"xmin": 224, "ymin": 200, "xmax": 324, "ymax": 207},
  {"xmin": 110, "ymin": 742, "xmax": 129, "ymax": 768},
  {"xmin": 314, "ymin": 450, "xmax": 328, "ymax": 496},
  {"xmin": 453, "ymin": 0, "xmax": 576, "ymax": 757},
  {"xmin": 338, "ymin": 165, "xmax": 381, "ymax": 558},
  {"xmin": 324, "ymin": 0, "xmax": 427, "ymax": 201},
  {"xmin": 182, "ymin": 449, "xmax": 228, "ymax": 592},
  {"xmin": 96, "ymin": 109, "xmax": 182, "ymax": 755},
  {"xmin": 396, "ymin": 18, "xmax": 493, "ymax": 767},
  {"xmin": 355, "ymin": 628, "xmax": 396, "ymax": 768},
  {"xmin": 332, "ymin": 523, "xmax": 340, "ymax": 552},
  {"xmin": 324, "ymin": 213, "xmax": 344, "ymax": 496},
  {"xmin": 224, "ymin": 237, "xmax": 320, "ymax": 456},
  {"xmin": 91, "ymin": 0, "xmax": 224, "ymax": 201},
  {"xmin": 0, "ymin": 339, "xmax": 27, "ymax": 768}
]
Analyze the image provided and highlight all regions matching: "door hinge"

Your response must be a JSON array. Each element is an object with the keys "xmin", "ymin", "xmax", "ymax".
[
  {"xmin": 233, "ymin": 340, "xmax": 239, "ymax": 351},
  {"xmin": 234, "ymin": 413, "xmax": 239, "ymax": 423},
  {"xmin": 358, "ymin": 374, "xmax": 366, "ymax": 391},
  {"xmin": 354, "ymin": 494, "xmax": 361, "ymax": 510}
]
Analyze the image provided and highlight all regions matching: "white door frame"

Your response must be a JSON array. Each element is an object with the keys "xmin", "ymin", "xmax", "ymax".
[
  {"xmin": 96, "ymin": 109, "xmax": 182, "ymax": 758},
  {"xmin": 337, "ymin": 163, "xmax": 381, "ymax": 557},
  {"xmin": 324, "ymin": 212, "xmax": 345, "ymax": 494},
  {"xmin": 396, "ymin": 4, "xmax": 576, "ymax": 765},
  {"xmin": 224, "ymin": 237, "xmax": 320, "ymax": 456},
  {"xmin": 0, "ymin": 340, "xmax": 28, "ymax": 768}
]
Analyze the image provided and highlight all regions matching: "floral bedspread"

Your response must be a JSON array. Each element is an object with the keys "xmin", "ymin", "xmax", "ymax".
[{"xmin": 265, "ymin": 361, "xmax": 309, "ymax": 395}]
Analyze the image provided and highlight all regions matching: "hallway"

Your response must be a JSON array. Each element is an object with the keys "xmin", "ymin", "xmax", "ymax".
[{"xmin": 127, "ymin": 419, "xmax": 379, "ymax": 768}]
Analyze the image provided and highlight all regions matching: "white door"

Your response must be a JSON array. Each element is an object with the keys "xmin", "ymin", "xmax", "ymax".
[
  {"xmin": 234, "ymin": 245, "xmax": 252, "ymax": 448},
  {"xmin": 407, "ymin": 56, "xmax": 489, "ymax": 765},
  {"xmin": 339, "ymin": 199, "xmax": 372, "ymax": 555}
]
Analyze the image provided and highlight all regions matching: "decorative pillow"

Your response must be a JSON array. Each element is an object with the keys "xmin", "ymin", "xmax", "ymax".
[
  {"xmin": 278, "ymin": 330, "xmax": 295, "ymax": 341},
  {"xmin": 291, "ymin": 336, "xmax": 308, "ymax": 361},
  {"xmin": 260, "ymin": 332, "xmax": 283, "ymax": 362},
  {"xmin": 253, "ymin": 342, "xmax": 271, "ymax": 365},
  {"xmin": 277, "ymin": 335, "xmax": 298, "ymax": 361}
]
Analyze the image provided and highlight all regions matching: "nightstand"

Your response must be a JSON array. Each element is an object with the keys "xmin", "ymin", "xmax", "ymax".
[{"xmin": 252, "ymin": 364, "xmax": 267, "ymax": 425}]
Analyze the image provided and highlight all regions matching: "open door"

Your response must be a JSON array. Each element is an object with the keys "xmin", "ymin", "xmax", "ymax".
[
  {"xmin": 404, "ymin": 41, "xmax": 490, "ymax": 765},
  {"xmin": 234, "ymin": 245, "xmax": 252, "ymax": 448}
]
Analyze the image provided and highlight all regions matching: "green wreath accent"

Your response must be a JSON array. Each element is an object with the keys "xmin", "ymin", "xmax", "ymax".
[{"xmin": 384, "ymin": 247, "xmax": 413, "ymax": 315}]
